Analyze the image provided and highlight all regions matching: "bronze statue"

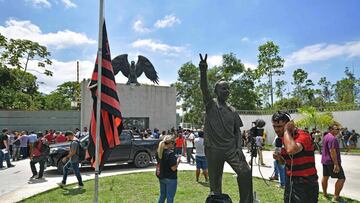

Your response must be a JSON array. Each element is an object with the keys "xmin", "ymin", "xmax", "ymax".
[
  {"xmin": 199, "ymin": 54, "xmax": 252, "ymax": 203},
  {"xmin": 112, "ymin": 54, "xmax": 159, "ymax": 85}
]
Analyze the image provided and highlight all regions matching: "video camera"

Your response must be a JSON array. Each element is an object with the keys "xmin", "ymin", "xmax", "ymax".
[
  {"xmin": 249, "ymin": 119, "xmax": 266, "ymax": 158},
  {"xmin": 249, "ymin": 119, "xmax": 266, "ymax": 138}
]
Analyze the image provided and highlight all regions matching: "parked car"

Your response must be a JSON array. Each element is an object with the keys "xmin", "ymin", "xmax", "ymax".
[{"xmin": 47, "ymin": 130, "xmax": 160, "ymax": 174}]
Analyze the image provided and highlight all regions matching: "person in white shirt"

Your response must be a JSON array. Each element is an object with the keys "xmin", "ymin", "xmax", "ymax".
[
  {"xmin": 185, "ymin": 130, "xmax": 195, "ymax": 164},
  {"xmin": 80, "ymin": 127, "xmax": 89, "ymax": 138},
  {"xmin": 194, "ymin": 131, "xmax": 208, "ymax": 182}
]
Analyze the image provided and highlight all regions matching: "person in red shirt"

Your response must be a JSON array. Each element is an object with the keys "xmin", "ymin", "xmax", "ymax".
[
  {"xmin": 55, "ymin": 132, "xmax": 67, "ymax": 143},
  {"xmin": 44, "ymin": 130, "xmax": 55, "ymax": 144},
  {"xmin": 30, "ymin": 137, "xmax": 48, "ymax": 179},
  {"xmin": 272, "ymin": 111, "xmax": 318, "ymax": 203},
  {"xmin": 175, "ymin": 133, "xmax": 184, "ymax": 156}
]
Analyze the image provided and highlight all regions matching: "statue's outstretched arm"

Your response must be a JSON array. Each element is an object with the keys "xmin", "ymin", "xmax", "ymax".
[{"xmin": 199, "ymin": 54, "xmax": 211, "ymax": 105}]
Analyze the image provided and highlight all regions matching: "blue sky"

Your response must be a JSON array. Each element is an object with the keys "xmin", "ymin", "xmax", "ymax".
[{"xmin": 0, "ymin": 0, "xmax": 359, "ymax": 94}]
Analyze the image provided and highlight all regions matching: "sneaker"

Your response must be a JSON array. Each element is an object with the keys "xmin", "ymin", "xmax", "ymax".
[
  {"xmin": 269, "ymin": 176, "xmax": 279, "ymax": 181},
  {"xmin": 57, "ymin": 182, "xmax": 66, "ymax": 188},
  {"xmin": 8, "ymin": 165, "xmax": 15, "ymax": 168},
  {"xmin": 30, "ymin": 175, "xmax": 37, "ymax": 179},
  {"xmin": 35, "ymin": 176, "xmax": 43, "ymax": 179},
  {"xmin": 73, "ymin": 185, "xmax": 83, "ymax": 189}
]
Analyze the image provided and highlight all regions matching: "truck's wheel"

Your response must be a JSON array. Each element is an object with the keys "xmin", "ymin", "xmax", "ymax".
[{"xmin": 134, "ymin": 152, "xmax": 150, "ymax": 168}]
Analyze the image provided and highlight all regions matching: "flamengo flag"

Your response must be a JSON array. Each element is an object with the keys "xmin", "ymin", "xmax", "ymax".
[{"xmin": 88, "ymin": 20, "xmax": 123, "ymax": 171}]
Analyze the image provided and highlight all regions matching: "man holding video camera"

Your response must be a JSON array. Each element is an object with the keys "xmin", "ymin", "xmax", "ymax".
[{"xmin": 272, "ymin": 111, "xmax": 318, "ymax": 203}]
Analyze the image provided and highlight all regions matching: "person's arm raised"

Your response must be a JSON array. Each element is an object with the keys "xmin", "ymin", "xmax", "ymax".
[
  {"xmin": 283, "ymin": 121, "xmax": 303, "ymax": 155},
  {"xmin": 199, "ymin": 54, "xmax": 212, "ymax": 105}
]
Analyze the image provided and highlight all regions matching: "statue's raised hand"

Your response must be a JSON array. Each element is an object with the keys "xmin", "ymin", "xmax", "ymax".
[{"xmin": 199, "ymin": 53, "xmax": 208, "ymax": 72}]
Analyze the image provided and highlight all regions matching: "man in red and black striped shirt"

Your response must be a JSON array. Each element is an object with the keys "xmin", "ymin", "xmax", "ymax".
[{"xmin": 272, "ymin": 111, "xmax": 319, "ymax": 203}]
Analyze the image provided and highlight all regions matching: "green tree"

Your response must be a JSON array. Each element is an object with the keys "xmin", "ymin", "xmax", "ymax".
[
  {"xmin": 318, "ymin": 77, "xmax": 333, "ymax": 103},
  {"xmin": 0, "ymin": 67, "xmax": 42, "ymax": 110},
  {"xmin": 291, "ymin": 68, "xmax": 317, "ymax": 104},
  {"xmin": 256, "ymin": 83, "xmax": 271, "ymax": 108},
  {"xmin": 229, "ymin": 69, "xmax": 258, "ymax": 110},
  {"xmin": 43, "ymin": 81, "xmax": 81, "ymax": 110},
  {"xmin": 295, "ymin": 106, "xmax": 336, "ymax": 131},
  {"xmin": 256, "ymin": 41, "xmax": 285, "ymax": 107},
  {"xmin": 173, "ymin": 53, "xmax": 258, "ymax": 126},
  {"xmin": 291, "ymin": 68, "xmax": 308, "ymax": 99},
  {"xmin": 334, "ymin": 67, "xmax": 359, "ymax": 104},
  {"xmin": 0, "ymin": 34, "xmax": 53, "ymax": 110},
  {"xmin": 173, "ymin": 62, "xmax": 204, "ymax": 125},
  {"xmin": 274, "ymin": 79, "xmax": 287, "ymax": 99},
  {"xmin": 273, "ymin": 97, "xmax": 302, "ymax": 110},
  {"xmin": 0, "ymin": 33, "xmax": 53, "ymax": 76}
]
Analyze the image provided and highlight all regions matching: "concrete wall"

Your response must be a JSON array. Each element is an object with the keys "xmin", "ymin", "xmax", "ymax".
[
  {"xmin": 81, "ymin": 81, "xmax": 177, "ymax": 131},
  {"xmin": 239, "ymin": 111, "xmax": 360, "ymax": 147},
  {"xmin": 0, "ymin": 110, "xmax": 80, "ymax": 132}
]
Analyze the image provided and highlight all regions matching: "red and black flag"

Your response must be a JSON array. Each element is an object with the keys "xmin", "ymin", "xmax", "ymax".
[{"xmin": 88, "ymin": 20, "xmax": 123, "ymax": 171}]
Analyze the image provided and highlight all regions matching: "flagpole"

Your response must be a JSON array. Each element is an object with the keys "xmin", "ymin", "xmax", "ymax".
[{"xmin": 94, "ymin": 0, "xmax": 104, "ymax": 202}]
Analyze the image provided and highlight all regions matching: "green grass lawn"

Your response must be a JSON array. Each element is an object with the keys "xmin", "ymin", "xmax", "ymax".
[{"xmin": 21, "ymin": 171, "xmax": 359, "ymax": 203}]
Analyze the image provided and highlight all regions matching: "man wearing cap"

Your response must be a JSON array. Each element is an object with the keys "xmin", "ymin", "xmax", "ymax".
[{"xmin": 57, "ymin": 131, "xmax": 84, "ymax": 189}]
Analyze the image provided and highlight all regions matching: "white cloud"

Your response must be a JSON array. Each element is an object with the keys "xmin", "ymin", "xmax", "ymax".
[
  {"xmin": 131, "ymin": 39, "xmax": 184, "ymax": 55},
  {"xmin": 285, "ymin": 40, "xmax": 360, "ymax": 66},
  {"xmin": 207, "ymin": 55, "xmax": 222, "ymax": 67},
  {"xmin": 33, "ymin": 58, "xmax": 171, "ymax": 93},
  {"xmin": 133, "ymin": 14, "xmax": 181, "ymax": 33},
  {"xmin": 132, "ymin": 20, "xmax": 152, "ymax": 33},
  {"xmin": 241, "ymin": 37, "xmax": 249, "ymax": 42},
  {"xmin": 0, "ymin": 19, "xmax": 96, "ymax": 49},
  {"xmin": 32, "ymin": 59, "xmax": 94, "ymax": 93},
  {"xmin": 26, "ymin": 0, "xmax": 51, "ymax": 8},
  {"xmin": 61, "ymin": 0, "xmax": 77, "ymax": 8},
  {"xmin": 154, "ymin": 14, "xmax": 181, "ymax": 29},
  {"xmin": 243, "ymin": 62, "xmax": 257, "ymax": 70}
]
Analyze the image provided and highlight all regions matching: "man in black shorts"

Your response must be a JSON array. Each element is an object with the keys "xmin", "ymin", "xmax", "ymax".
[{"xmin": 321, "ymin": 124, "xmax": 346, "ymax": 202}]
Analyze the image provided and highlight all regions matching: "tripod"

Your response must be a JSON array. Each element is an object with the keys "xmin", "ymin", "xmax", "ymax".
[{"xmin": 249, "ymin": 127, "xmax": 262, "ymax": 203}]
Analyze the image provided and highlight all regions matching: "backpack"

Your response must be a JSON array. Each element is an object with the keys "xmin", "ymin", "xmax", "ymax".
[
  {"xmin": 205, "ymin": 194, "xmax": 232, "ymax": 203},
  {"xmin": 75, "ymin": 140, "xmax": 86, "ymax": 161}
]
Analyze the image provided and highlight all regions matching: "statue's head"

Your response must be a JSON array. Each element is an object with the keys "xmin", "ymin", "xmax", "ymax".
[
  {"xmin": 131, "ymin": 61, "xmax": 135, "ymax": 67},
  {"xmin": 214, "ymin": 80, "xmax": 230, "ymax": 102}
]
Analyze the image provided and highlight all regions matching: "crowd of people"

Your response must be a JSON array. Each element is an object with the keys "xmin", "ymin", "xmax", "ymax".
[
  {"xmin": 1, "ymin": 120, "xmax": 359, "ymax": 202},
  {"xmin": 0, "ymin": 127, "xmax": 89, "ymax": 170}
]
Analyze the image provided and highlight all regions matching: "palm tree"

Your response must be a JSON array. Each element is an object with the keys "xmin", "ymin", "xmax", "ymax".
[{"xmin": 295, "ymin": 106, "xmax": 338, "ymax": 131}]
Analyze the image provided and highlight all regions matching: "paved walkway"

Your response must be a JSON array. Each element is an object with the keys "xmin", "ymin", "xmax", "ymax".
[{"xmin": 1, "ymin": 150, "xmax": 359, "ymax": 202}]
